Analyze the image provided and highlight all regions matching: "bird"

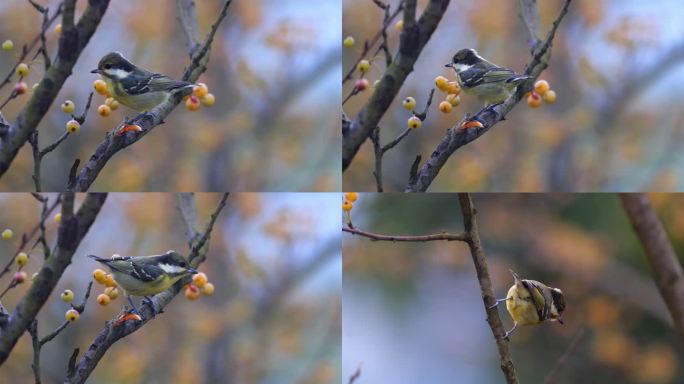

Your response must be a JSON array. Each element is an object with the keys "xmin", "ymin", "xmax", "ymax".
[
  {"xmin": 490, "ymin": 269, "xmax": 566, "ymax": 338},
  {"xmin": 445, "ymin": 48, "xmax": 531, "ymax": 109},
  {"xmin": 89, "ymin": 251, "xmax": 197, "ymax": 316},
  {"xmin": 91, "ymin": 52, "xmax": 195, "ymax": 112}
]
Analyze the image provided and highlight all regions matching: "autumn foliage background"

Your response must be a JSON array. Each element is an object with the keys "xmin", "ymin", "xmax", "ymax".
[
  {"xmin": 0, "ymin": 0, "xmax": 341, "ymax": 191},
  {"xmin": 0, "ymin": 193, "xmax": 340, "ymax": 383},
  {"xmin": 343, "ymin": 194, "xmax": 684, "ymax": 383},
  {"xmin": 342, "ymin": 0, "xmax": 684, "ymax": 192}
]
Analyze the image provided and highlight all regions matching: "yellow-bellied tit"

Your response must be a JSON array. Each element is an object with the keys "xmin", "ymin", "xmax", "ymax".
[
  {"xmin": 490, "ymin": 269, "xmax": 566, "ymax": 338},
  {"xmin": 88, "ymin": 251, "xmax": 197, "ymax": 315},
  {"xmin": 91, "ymin": 52, "xmax": 195, "ymax": 112},
  {"xmin": 445, "ymin": 48, "xmax": 531, "ymax": 108}
]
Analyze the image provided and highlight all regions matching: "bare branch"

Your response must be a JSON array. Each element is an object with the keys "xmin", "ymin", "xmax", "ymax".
[{"xmin": 343, "ymin": 226, "xmax": 468, "ymax": 242}]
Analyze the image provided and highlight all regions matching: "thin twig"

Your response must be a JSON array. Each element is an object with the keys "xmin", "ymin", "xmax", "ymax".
[
  {"xmin": 343, "ymin": 226, "xmax": 468, "ymax": 242},
  {"xmin": 544, "ymin": 326, "xmax": 587, "ymax": 384}
]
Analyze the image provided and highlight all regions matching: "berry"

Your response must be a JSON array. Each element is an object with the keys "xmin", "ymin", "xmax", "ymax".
[
  {"xmin": 104, "ymin": 286, "xmax": 119, "ymax": 300},
  {"xmin": 542, "ymin": 90, "xmax": 557, "ymax": 104},
  {"xmin": 15, "ymin": 252, "xmax": 28, "ymax": 266},
  {"xmin": 357, "ymin": 60, "xmax": 370, "ymax": 74},
  {"xmin": 1, "ymin": 229, "xmax": 13, "ymax": 240},
  {"xmin": 534, "ymin": 80, "xmax": 550, "ymax": 95},
  {"xmin": 105, "ymin": 97, "xmax": 119, "ymax": 111},
  {"xmin": 54, "ymin": 24, "xmax": 62, "ymax": 34},
  {"xmin": 54, "ymin": 213, "xmax": 62, "ymax": 224},
  {"xmin": 439, "ymin": 101, "xmax": 453, "ymax": 113},
  {"xmin": 14, "ymin": 271, "xmax": 27, "ymax": 284},
  {"xmin": 192, "ymin": 272, "xmax": 208, "ymax": 288},
  {"xmin": 201, "ymin": 282, "xmax": 215, "ymax": 296},
  {"xmin": 97, "ymin": 104, "xmax": 111, "ymax": 117},
  {"xmin": 66, "ymin": 119, "xmax": 80, "ymax": 133},
  {"xmin": 16, "ymin": 63, "xmax": 29, "ymax": 77},
  {"xmin": 402, "ymin": 97, "xmax": 417, "ymax": 110},
  {"xmin": 61, "ymin": 100, "xmax": 75, "ymax": 114},
  {"xmin": 14, "ymin": 82, "xmax": 27, "ymax": 95},
  {"xmin": 408, "ymin": 116, "xmax": 422, "ymax": 129},
  {"xmin": 434, "ymin": 76, "xmax": 449, "ymax": 92},
  {"xmin": 355, "ymin": 78, "xmax": 369, "ymax": 91},
  {"xmin": 65, "ymin": 309, "xmax": 79, "ymax": 322},
  {"xmin": 2, "ymin": 40, "xmax": 14, "ymax": 51},
  {"xmin": 200, "ymin": 93, "xmax": 215, "ymax": 107},
  {"xmin": 343, "ymin": 36, "xmax": 355, "ymax": 47},
  {"xmin": 342, "ymin": 200, "xmax": 353, "ymax": 212},
  {"xmin": 93, "ymin": 79, "xmax": 108, "ymax": 95},
  {"xmin": 527, "ymin": 92, "xmax": 542, "ymax": 108},
  {"xmin": 445, "ymin": 81, "xmax": 460, "ymax": 95},
  {"xmin": 97, "ymin": 293, "xmax": 110, "ymax": 306},
  {"xmin": 446, "ymin": 94, "xmax": 461, "ymax": 107},
  {"xmin": 185, "ymin": 284, "xmax": 200, "ymax": 300},
  {"xmin": 61, "ymin": 289, "xmax": 74, "ymax": 303},
  {"xmin": 185, "ymin": 95, "xmax": 200, "ymax": 111},
  {"xmin": 395, "ymin": 20, "xmax": 404, "ymax": 32},
  {"xmin": 193, "ymin": 83, "xmax": 209, "ymax": 98},
  {"xmin": 93, "ymin": 269, "xmax": 107, "ymax": 284},
  {"xmin": 103, "ymin": 274, "xmax": 117, "ymax": 288},
  {"xmin": 345, "ymin": 192, "xmax": 359, "ymax": 202}
]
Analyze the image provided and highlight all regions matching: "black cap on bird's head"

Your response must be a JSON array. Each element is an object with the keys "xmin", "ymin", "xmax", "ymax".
[
  {"xmin": 551, "ymin": 287, "xmax": 566, "ymax": 324},
  {"xmin": 445, "ymin": 48, "xmax": 482, "ymax": 68},
  {"xmin": 91, "ymin": 52, "xmax": 135, "ymax": 77},
  {"xmin": 156, "ymin": 250, "xmax": 198, "ymax": 276}
]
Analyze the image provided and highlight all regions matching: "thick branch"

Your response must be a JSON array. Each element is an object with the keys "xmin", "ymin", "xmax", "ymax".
[{"xmin": 620, "ymin": 194, "xmax": 684, "ymax": 344}]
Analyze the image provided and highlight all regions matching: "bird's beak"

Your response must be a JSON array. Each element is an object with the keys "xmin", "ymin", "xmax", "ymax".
[
  {"xmin": 90, "ymin": 69, "xmax": 100, "ymax": 74},
  {"xmin": 187, "ymin": 267, "xmax": 198, "ymax": 274},
  {"xmin": 444, "ymin": 63, "xmax": 452, "ymax": 68},
  {"xmin": 558, "ymin": 316, "xmax": 564, "ymax": 325}
]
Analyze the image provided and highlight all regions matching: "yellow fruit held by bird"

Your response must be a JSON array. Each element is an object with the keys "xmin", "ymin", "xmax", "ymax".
[
  {"xmin": 542, "ymin": 90, "xmax": 557, "ymax": 104},
  {"xmin": 192, "ymin": 272, "xmax": 208, "ymax": 288},
  {"xmin": 97, "ymin": 104, "xmax": 111, "ymax": 117},
  {"xmin": 97, "ymin": 293, "xmax": 110, "ymax": 306},
  {"xmin": 402, "ymin": 97, "xmax": 417, "ymax": 110},
  {"xmin": 434, "ymin": 76, "xmax": 449, "ymax": 92},
  {"xmin": 439, "ymin": 101, "xmax": 453, "ymax": 113},
  {"xmin": 103, "ymin": 274, "xmax": 117, "ymax": 288},
  {"xmin": 357, "ymin": 60, "xmax": 370, "ymax": 74},
  {"xmin": 15, "ymin": 252, "xmax": 28, "ymax": 266},
  {"xmin": 93, "ymin": 269, "xmax": 107, "ymax": 284},
  {"xmin": 200, "ymin": 93, "xmax": 215, "ymax": 107},
  {"xmin": 446, "ymin": 94, "xmax": 461, "ymax": 107},
  {"xmin": 193, "ymin": 83, "xmax": 209, "ymax": 98},
  {"xmin": 446, "ymin": 81, "xmax": 460, "ymax": 95},
  {"xmin": 65, "ymin": 309, "xmax": 79, "ymax": 322},
  {"xmin": 61, "ymin": 100, "xmax": 75, "ymax": 114},
  {"xmin": 345, "ymin": 192, "xmax": 358, "ymax": 202},
  {"xmin": 105, "ymin": 287, "xmax": 119, "ymax": 300},
  {"xmin": 93, "ymin": 79, "xmax": 108, "ymax": 95},
  {"xmin": 534, "ymin": 80, "xmax": 550, "ymax": 95},
  {"xmin": 16, "ymin": 63, "xmax": 29, "ymax": 77},
  {"xmin": 66, "ymin": 119, "xmax": 80, "ymax": 133},
  {"xmin": 185, "ymin": 96, "xmax": 200, "ymax": 111},
  {"xmin": 343, "ymin": 36, "xmax": 355, "ymax": 47},
  {"xmin": 342, "ymin": 200, "xmax": 353, "ymax": 212},
  {"xmin": 61, "ymin": 289, "xmax": 74, "ymax": 303},
  {"xmin": 408, "ymin": 116, "xmax": 422, "ymax": 129},
  {"xmin": 201, "ymin": 282, "xmax": 215, "ymax": 296},
  {"xmin": 527, "ymin": 92, "xmax": 542, "ymax": 108}
]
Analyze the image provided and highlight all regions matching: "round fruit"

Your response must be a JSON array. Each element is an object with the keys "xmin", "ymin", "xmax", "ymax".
[{"xmin": 61, "ymin": 289, "xmax": 74, "ymax": 303}]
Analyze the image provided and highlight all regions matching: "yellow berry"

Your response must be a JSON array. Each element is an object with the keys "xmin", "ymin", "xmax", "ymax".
[
  {"xmin": 408, "ymin": 116, "xmax": 422, "ymax": 129},
  {"xmin": 103, "ymin": 274, "xmax": 117, "ymax": 288},
  {"xmin": 434, "ymin": 76, "xmax": 449, "ymax": 92},
  {"xmin": 97, "ymin": 104, "xmax": 111, "ymax": 117},
  {"xmin": 446, "ymin": 94, "xmax": 461, "ymax": 107},
  {"xmin": 402, "ymin": 97, "xmax": 417, "ymax": 110},
  {"xmin": 185, "ymin": 95, "xmax": 200, "ymax": 111},
  {"xmin": 542, "ymin": 90, "xmax": 557, "ymax": 104},
  {"xmin": 343, "ymin": 36, "xmax": 355, "ymax": 47},
  {"xmin": 61, "ymin": 289, "xmax": 74, "ymax": 303},
  {"xmin": 395, "ymin": 20, "xmax": 404, "ymax": 32},
  {"xmin": 2, "ymin": 229, "xmax": 13, "ymax": 240},
  {"xmin": 534, "ymin": 80, "xmax": 550, "ymax": 95},
  {"xmin": 93, "ymin": 79, "xmax": 108, "ymax": 95},
  {"xmin": 54, "ymin": 23, "xmax": 62, "ymax": 34},
  {"xmin": 54, "ymin": 213, "xmax": 61, "ymax": 224},
  {"xmin": 14, "ymin": 82, "xmax": 27, "ymax": 95},
  {"xmin": 357, "ymin": 60, "xmax": 370, "ymax": 74},
  {"xmin": 15, "ymin": 252, "xmax": 28, "ymax": 267},
  {"xmin": 93, "ymin": 269, "xmax": 107, "ymax": 284},
  {"xmin": 104, "ymin": 286, "xmax": 119, "ymax": 300},
  {"xmin": 345, "ymin": 192, "xmax": 359, "ymax": 202},
  {"xmin": 192, "ymin": 272, "xmax": 208, "ymax": 288},
  {"xmin": 105, "ymin": 97, "xmax": 119, "ymax": 111},
  {"xmin": 355, "ymin": 78, "xmax": 369, "ymax": 91},
  {"xmin": 65, "ymin": 309, "xmax": 79, "ymax": 322},
  {"xmin": 201, "ymin": 282, "xmax": 215, "ymax": 296},
  {"xmin": 2, "ymin": 40, "xmax": 14, "ymax": 51},
  {"xmin": 97, "ymin": 293, "xmax": 110, "ymax": 306},
  {"xmin": 14, "ymin": 271, "xmax": 27, "ymax": 284},
  {"xmin": 185, "ymin": 284, "xmax": 200, "ymax": 301},
  {"xmin": 342, "ymin": 200, "xmax": 353, "ymax": 212},
  {"xmin": 193, "ymin": 83, "xmax": 209, "ymax": 98},
  {"xmin": 439, "ymin": 101, "xmax": 453, "ymax": 113},
  {"xmin": 61, "ymin": 100, "xmax": 75, "ymax": 114},
  {"xmin": 446, "ymin": 81, "xmax": 460, "ymax": 95},
  {"xmin": 527, "ymin": 92, "xmax": 542, "ymax": 108},
  {"xmin": 200, "ymin": 93, "xmax": 215, "ymax": 107},
  {"xmin": 66, "ymin": 119, "xmax": 80, "ymax": 133},
  {"xmin": 16, "ymin": 63, "xmax": 29, "ymax": 77}
]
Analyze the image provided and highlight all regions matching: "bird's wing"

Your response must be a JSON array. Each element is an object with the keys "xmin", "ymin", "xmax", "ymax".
[
  {"xmin": 523, "ymin": 280, "xmax": 551, "ymax": 321},
  {"xmin": 459, "ymin": 66, "xmax": 518, "ymax": 87},
  {"xmin": 104, "ymin": 257, "xmax": 163, "ymax": 282},
  {"xmin": 121, "ymin": 71, "xmax": 191, "ymax": 95}
]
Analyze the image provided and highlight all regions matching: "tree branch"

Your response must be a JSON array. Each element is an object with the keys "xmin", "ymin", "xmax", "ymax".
[{"xmin": 343, "ymin": 226, "xmax": 467, "ymax": 242}]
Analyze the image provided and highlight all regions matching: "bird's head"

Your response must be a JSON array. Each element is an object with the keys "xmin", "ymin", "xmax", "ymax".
[
  {"xmin": 157, "ymin": 251, "xmax": 197, "ymax": 278},
  {"xmin": 551, "ymin": 287, "xmax": 566, "ymax": 324},
  {"xmin": 445, "ymin": 48, "xmax": 482, "ymax": 72},
  {"xmin": 91, "ymin": 52, "xmax": 135, "ymax": 79}
]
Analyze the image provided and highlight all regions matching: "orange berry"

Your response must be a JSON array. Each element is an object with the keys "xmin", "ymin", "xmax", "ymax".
[
  {"xmin": 103, "ymin": 274, "xmax": 117, "ymax": 288},
  {"xmin": 105, "ymin": 97, "xmax": 119, "ymax": 111},
  {"xmin": 185, "ymin": 95, "xmax": 200, "ymax": 111},
  {"xmin": 200, "ymin": 93, "xmax": 215, "ymax": 107},
  {"xmin": 97, "ymin": 293, "xmax": 110, "ymax": 306},
  {"xmin": 93, "ymin": 269, "xmax": 107, "ymax": 284},
  {"xmin": 342, "ymin": 200, "xmax": 353, "ymax": 212},
  {"xmin": 193, "ymin": 83, "xmax": 209, "ymax": 98},
  {"xmin": 534, "ymin": 80, "xmax": 550, "ymax": 95},
  {"xmin": 527, "ymin": 92, "xmax": 542, "ymax": 108},
  {"xmin": 54, "ymin": 24, "xmax": 62, "ymax": 34},
  {"xmin": 192, "ymin": 272, "xmax": 208, "ymax": 288},
  {"xmin": 542, "ymin": 90, "xmax": 557, "ymax": 104},
  {"xmin": 446, "ymin": 94, "xmax": 461, "ymax": 107},
  {"xmin": 345, "ymin": 192, "xmax": 358, "ymax": 202},
  {"xmin": 104, "ymin": 287, "xmax": 119, "ymax": 300},
  {"xmin": 97, "ymin": 104, "xmax": 111, "ymax": 117},
  {"xmin": 438, "ymin": 101, "xmax": 453, "ymax": 113},
  {"xmin": 93, "ymin": 79, "xmax": 108, "ymax": 95},
  {"xmin": 395, "ymin": 20, "xmax": 404, "ymax": 32},
  {"xmin": 185, "ymin": 284, "xmax": 200, "ymax": 300},
  {"xmin": 445, "ymin": 81, "xmax": 460, "ymax": 95},
  {"xmin": 201, "ymin": 282, "xmax": 215, "ymax": 296},
  {"xmin": 434, "ymin": 76, "xmax": 449, "ymax": 92}
]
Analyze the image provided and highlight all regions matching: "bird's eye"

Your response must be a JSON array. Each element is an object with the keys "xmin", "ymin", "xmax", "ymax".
[{"xmin": 104, "ymin": 64, "xmax": 111, "ymax": 70}]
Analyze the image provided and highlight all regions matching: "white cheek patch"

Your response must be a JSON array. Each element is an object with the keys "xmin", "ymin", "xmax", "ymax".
[
  {"xmin": 453, "ymin": 63, "xmax": 472, "ymax": 73},
  {"xmin": 159, "ymin": 263, "xmax": 184, "ymax": 274},
  {"xmin": 104, "ymin": 68, "xmax": 130, "ymax": 80}
]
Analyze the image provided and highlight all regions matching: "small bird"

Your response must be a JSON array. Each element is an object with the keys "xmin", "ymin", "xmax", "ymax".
[
  {"xmin": 490, "ymin": 269, "xmax": 566, "ymax": 338},
  {"xmin": 445, "ymin": 48, "xmax": 531, "ymax": 108},
  {"xmin": 89, "ymin": 251, "xmax": 197, "ymax": 315},
  {"xmin": 91, "ymin": 52, "xmax": 194, "ymax": 112}
]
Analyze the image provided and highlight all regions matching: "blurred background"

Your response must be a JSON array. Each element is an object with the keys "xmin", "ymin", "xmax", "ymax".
[
  {"xmin": 0, "ymin": 0, "xmax": 341, "ymax": 191},
  {"xmin": 343, "ymin": 0, "xmax": 684, "ymax": 192},
  {"xmin": 0, "ymin": 193, "xmax": 340, "ymax": 383},
  {"xmin": 343, "ymin": 193, "xmax": 684, "ymax": 383}
]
